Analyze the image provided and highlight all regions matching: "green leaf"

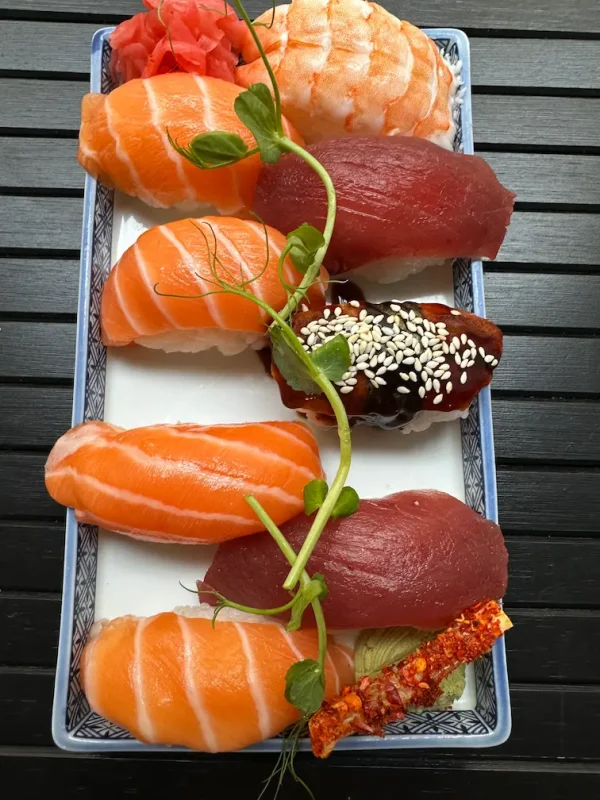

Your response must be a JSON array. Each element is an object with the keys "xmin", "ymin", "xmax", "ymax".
[
  {"xmin": 287, "ymin": 574, "xmax": 328, "ymax": 632},
  {"xmin": 304, "ymin": 479, "xmax": 328, "ymax": 515},
  {"xmin": 287, "ymin": 223, "xmax": 325, "ymax": 275},
  {"xmin": 331, "ymin": 486, "xmax": 360, "ymax": 520},
  {"xmin": 234, "ymin": 83, "xmax": 283, "ymax": 164},
  {"xmin": 285, "ymin": 658, "xmax": 325, "ymax": 716},
  {"xmin": 188, "ymin": 131, "xmax": 250, "ymax": 167},
  {"xmin": 310, "ymin": 334, "xmax": 351, "ymax": 382},
  {"xmin": 270, "ymin": 325, "xmax": 319, "ymax": 394}
]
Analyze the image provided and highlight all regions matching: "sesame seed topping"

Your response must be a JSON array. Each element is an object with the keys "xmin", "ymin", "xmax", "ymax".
[
  {"xmin": 451, "ymin": 309, "xmax": 461, "ymax": 316},
  {"xmin": 418, "ymin": 386, "xmax": 426, "ymax": 398},
  {"xmin": 479, "ymin": 347, "xmax": 486, "ymax": 358},
  {"xmin": 421, "ymin": 370, "xmax": 428, "ymax": 382},
  {"xmin": 346, "ymin": 378, "xmax": 357, "ymax": 385},
  {"xmin": 334, "ymin": 307, "xmax": 342, "ymax": 317},
  {"xmin": 301, "ymin": 304, "xmax": 309, "ymax": 312},
  {"xmin": 425, "ymin": 378, "xmax": 432, "ymax": 392},
  {"xmin": 433, "ymin": 379, "xmax": 441, "ymax": 393},
  {"xmin": 374, "ymin": 376, "xmax": 386, "ymax": 386},
  {"xmin": 340, "ymin": 385, "xmax": 353, "ymax": 394},
  {"xmin": 400, "ymin": 309, "xmax": 409, "ymax": 320},
  {"xmin": 407, "ymin": 322, "xmax": 417, "ymax": 332},
  {"xmin": 300, "ymin": 327, "xmax": 310, "ymax": 335},
  {"xmin": 390, "ymin": 304, "xmax": 401, "ymax": 312},
  {"xmin": 409, "ymin": 372, "xmax": 418, "ymax": 382},
  {"xmin": 365, "ymin": 369, "xmax": 375, "ymax": 379},
  {"xmin": 409, "ymin": 310, "xmax": 416, "ymax": 321},
  {"xmin": 349, "ymin": 300, "xmax": 361, "ymax": 308},
  {"xmin": 491, "ymin": 358, "xmax": 499, "ymax": 367},
  {"xmin": 460, "ymin": 372, "xmax": 468, "ymax": 384},
  {"xmin": 399, "ymin": 372, "xmax": 409, "ymax": 381},
  {"xmin": 455, "ymin": 353, "xmax": 462, "ymax": 365},
  {"xmin": 359, "ymin": 310, "xmax": 367, "ymax": 321},
  {"xmin": 433, "ymin": 394, "xmax": 443, "ymax": 405},
  {"xmin": 446, "ymin": 382, "xmax": 453, "ymax": 393},
  {"xmin": 376, "ymin": 366, "xmax": 387, "ymax": 376},
  {"xmin": 323, "ymin": 309, "xmax": 330, "ymax": 319},
  {"xmin": 398, "ymin": 386, "xmax": 410, "ymax": 394},
  {"xmin": 403, "ymin": 357, "xmax": 415, "ymax": 365},
  {"xmin": 484, "ymin": 354, "xmax": 495, "ymax": 363}
]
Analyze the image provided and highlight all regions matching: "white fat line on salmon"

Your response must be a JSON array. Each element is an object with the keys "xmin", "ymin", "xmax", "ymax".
[
  {"xmin": 133, "ymin": 241, "xmax": 183, "ymax": 330},
  {"xmin": 177, "ymin": 615, "xmax": 219, "ymax": 752},
  {"xmin": 158, "ymin": 226, "xmax": 227, "ymax": 329},
  {"xmin": 256, "ymin": 231, "xmax": 305, "ymax": 296},
  {"xmin": 86, "ymin": 438, "xmax": 304, "ymax": 507},
  {"xmin": 325, "ymin": 650, "xmax": 340, "ymax": 694},
  {"xmin": 159, "ymin": 428, "xmax": 318, "ymax": 483},
  {"xmin": 417, "ymin": 39, "xmax": 440, "ymax": 128},
  {"xmin": 112, "ymin": 258, "xmax": 149, "ymax": 336},
  {"xmin": 74, "ymin": 509, "xmax": 226, "ymax": 544},
  {"xmin": 259, "ymin": 422, "xmax": 321, "ymax": 461},
  {"xmin": 208, "ymin": 220, "xmax": 269, "ymax": 311},
  {"xmin": 143, "ymin": 79, "xmax": 196, "ymax": 204},
  {"xmin": 133, "ymin": 618, "xmax": 156, "ymax": 743},
  {"xmin": 104, "ymin": 95, "xmax": 157, "ymax": 208},
  {"xmin": 279, "ymin": 628, "xmax": 306, "ymax": 663},
  {"xmin": 77, "ymin": 139, "xmax": 102, "ymax": 174},
  {"xmin": 48, "ymin": 467, "xmax": 260, "ymax": 526},
  {"xmin": 44, "ymin": 421, "xmax": 111, "ymax": 471},
  {"xmin": 233, "ymin": 622, "xmax": 272, "ymax": 740},
  {"xmin": 338, "ymin": 645, "xmax": 354, "ymax": 674}
]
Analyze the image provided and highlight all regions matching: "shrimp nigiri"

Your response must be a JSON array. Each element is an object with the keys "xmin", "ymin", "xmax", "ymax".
[
  {"xmin": 81, "ymin": 607, "xmax": 354, "ymax": 752},
  {"xmin": 237, "ymin": 0, "xmax": 458, "ymax": 147},
  {"xmin": 45, "ymin": 420, "xmax": 324, "ymax": 544},
  {"xmin": 78, "ymin": 72, "xmax": 302, "ymax": 212},
  {"xmin": 101, "ymin": 216, "xmax": 327, "ymax": 355}
]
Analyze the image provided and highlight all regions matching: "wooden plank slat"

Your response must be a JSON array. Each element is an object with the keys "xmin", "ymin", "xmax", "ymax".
[
  {"xmin": 3, "ymin": 194, "xmax": 599, "ymax": 266},
  {"xmin": 0, "ymin": 453, "xmax": 62, "ymax": 518},
  {"xmin": 0, "ymin": 522, "xmax": 65, "ymax": 592},
  {"xmin": 0, "ymin": 259, "xmax": 79, "ymax": 314},
  {"xmin": 0, "ymin": 594, "xmax": 60, "ymax": 667},
  {"xmin": 0, "ymin": 669, "xmax": 54, "ymax": 746},
  {"xmin": 473, "ymin": 96, "xmax": 600, "ymax": 148},
  {"xmin": 498, "ymin": 468, "xmax": 600, "ymax": 533},
  {"xmin": 2, "ymin": 321, "xmax": 599, "ymax": 396},
  {"xmin": 1, "ymin": 0, "xmax": 597, "ymax": 33},
  {"xmin": 0, "ymin": 322, "xmax": 76, "ymax": 380},
  {"xmin": 2, "ymin": 78, "xmax": 598, "ymax": 151},
  {"xmin": 505, "ymin": 537, "xmax": 600, "ymax": 607},
  {"xmin": 485, "ymin": 273, "xmax": 600, "ymax": 330},
  {"xmin": 497, "ymin": 213, "xmax": 600, "ymax": 265},
  {"xmin": 3, "ymin": 22, "xmax": 599, "ymax": 91},
  {"xmin": 481, "ymin": 153, "xmax": 600, "ymax": 206},
  {"xmin": 493, "ymin": 400, "xmax": 600, "ymax": 463},
  {"xmin": 0, "ymin": 138, "xmax": 81, "ymax": 190},
  {"xmin": 0, "ymin": 386, "xmax": 72, "ymax": 447},
  {"xmin": 0, "ymin": 22, "xmax": 99, "ymax": 73}
]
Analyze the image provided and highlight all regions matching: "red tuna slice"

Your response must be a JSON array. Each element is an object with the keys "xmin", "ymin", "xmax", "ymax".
[
  {"xmin": 253, "ymin": 136, "xmax": 516, "ymax": 275},
  {"xmin": 199, "ymin": 490, "xmax": 508, "ymax": 631}
]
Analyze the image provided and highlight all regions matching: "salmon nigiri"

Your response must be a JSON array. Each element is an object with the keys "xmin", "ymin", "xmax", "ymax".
[
  {"xmin": 45, "ymin": 420, "xmax": 324, "ymax": 544},
  {"xmin": 81, "ymin": 607, "xmax": 354, "ymax": 752},
  {"xmin": 78, "ymin": 72, "xmax": 302, "ymax": 212},
  {"xmin": 101, "ymin": 216, "xmax": 327, "ymax": 355},
  {"xmin": 237, "ymin": 0, "xmax": 459, "ymax": 147}
]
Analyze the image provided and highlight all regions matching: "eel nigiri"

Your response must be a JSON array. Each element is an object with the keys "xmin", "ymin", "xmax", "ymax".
[
  {"xmin": 78, "ymin": 72, "xmax": 302, "ymax": 213},
  {"xmin": 81, "ymin": 607, "xmax": 354, "ymax": 752},
  {"xmin": 101, "ymin": 216, "xmax": 327, "ymax": 355},
  {"xmin": 45, "ymin": 420, "xmax": 324, "ymax": 544},
  {"xmin": 237, "ymin": 0, "xmax": 459, "ymax": 147},
  {"xmin": 254, "ymin": 136, "xmax": 516, "ymax": 282},
  {"xmin": 309, "ymin": 600, "xmax": 511, "ymax": 757},
  {"xmin": 269, "ymin": 299, "xmax": 502, "ymax": 431},
  {"xmin": 199, "ymin": 490, "xmax": 509, "ymax": 630}
]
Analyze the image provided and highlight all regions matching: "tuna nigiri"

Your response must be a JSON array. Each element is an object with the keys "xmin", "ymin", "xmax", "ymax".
[
  {"xmin": 254, "ymin": 136, "xmax": 516, "ymax": 282},
  {"xmin": 45, "ymin": 420, "xmax": 324, "ymax": 544},
  {"xmin": 101, "ymin": 216, "xmax": 327, "ymax": 354},
  {"xmin": 81, "ymin": 607, "xmax": 354, "ymax": 751},
  {"xmin": 268, "ymin": 299, "xmax": 502, "ymax": 432},
  {"xmin": 78, "ymin": 72, "xmax": 302, "ymax": 212},
  {"xmin": 199, "ymin": 490, "xmax": 509, "ymax": 630},
  {"xmin": 237, "ymin": 0, "xmax": 459, "ymax": 147}
]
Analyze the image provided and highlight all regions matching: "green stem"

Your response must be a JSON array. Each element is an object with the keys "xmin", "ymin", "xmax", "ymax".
[
  {"xmin": 233, "ymin": 0, "xmax": 283, "ymax": 135},
  {"xmin": 275, "ymin": 137, "xmax": 338, "ymax": 322},
  {"xmin": 213, "ymin": 593, "xmax": 297, "ymax": 617},
  {"xmin": 245, "ymin": 495, "xmax": 328, "ymax": 671}
]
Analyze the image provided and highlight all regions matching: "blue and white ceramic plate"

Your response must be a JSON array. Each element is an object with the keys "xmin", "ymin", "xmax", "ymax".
[{"xmin": 52, "ymin": 26, "xmax": 511, "ymax": 752}]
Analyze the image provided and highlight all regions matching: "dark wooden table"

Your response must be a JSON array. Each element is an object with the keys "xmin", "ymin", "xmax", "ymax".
[{"xmin": 1, "ymin": 1, "xmax": 599, "ymax": 797}]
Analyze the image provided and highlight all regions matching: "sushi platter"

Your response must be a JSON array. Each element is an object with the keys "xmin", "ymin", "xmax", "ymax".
[{"xmin": 50, "ymin": 0, "xmax": 514, "ymax": 772}]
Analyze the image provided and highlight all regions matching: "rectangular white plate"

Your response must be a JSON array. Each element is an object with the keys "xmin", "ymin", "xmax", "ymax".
[{"xmin": 52, "ymin": 26, "xmax": 511, "ymax": 752}]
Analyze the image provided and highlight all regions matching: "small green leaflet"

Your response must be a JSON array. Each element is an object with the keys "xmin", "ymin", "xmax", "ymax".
[
  {"xmin": 310, "ymin": 334, "xmax": 351, "ymax": 382},
  {"xmin": 287, "ymin": 224, "xmax": 325, "ymax": 275},
  {"xmin": 285, "ymin": 658, "xmax": 325, "ymax": 716},
  {"xmin": 287, "ymin": 574, "xmax": 328, "ymax": 632},
  {"xmin": 188, "ymin": 131, "xmax": 250, "ymax": 167},
  {"xmin": 331, "ymin": 486, "xmax": 360, "ymax": 520},
  {"xmin": 304, "ymin": 479, "xmax": 328, "ymax": 515},
  {"xmin": 270, "ymin": 325, "xmax": 319, "ymax": 394},
  {"xmin": 234, "ymin": 83, "xmax": 283, "ymax": 164}
]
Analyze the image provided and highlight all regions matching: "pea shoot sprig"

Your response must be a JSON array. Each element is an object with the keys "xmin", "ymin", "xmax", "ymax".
[{"xmin": 163, "ymin": 0, "xmax": 358, "ymax": 734}]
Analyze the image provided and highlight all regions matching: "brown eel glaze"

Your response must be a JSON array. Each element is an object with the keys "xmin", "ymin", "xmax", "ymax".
[{"xmin": 271, "ymin": 299, "xmax": 503, "ymax": 430}]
